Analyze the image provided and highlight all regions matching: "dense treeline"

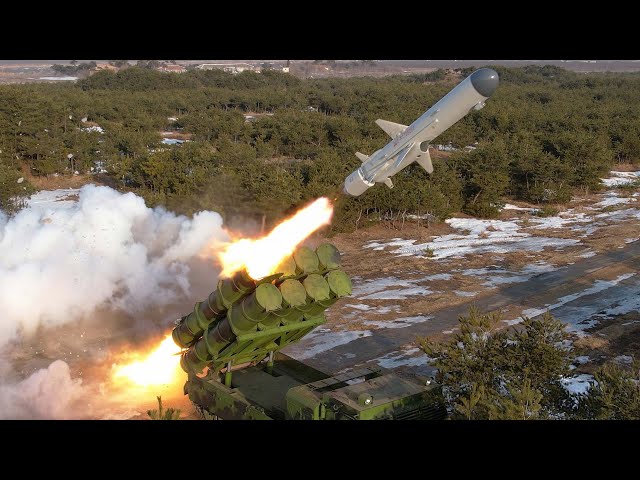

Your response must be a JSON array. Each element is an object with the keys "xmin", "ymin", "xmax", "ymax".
[
  {"xmin": 1, "ymin": 65, "xmax": 639, "ymax": 228},
  {"xmin": 420, "ymin": 308, "xmax": 640, "ymax": 420}
]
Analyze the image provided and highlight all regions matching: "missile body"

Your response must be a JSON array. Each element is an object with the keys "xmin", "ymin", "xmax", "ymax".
[{"xmin": 343, "ymin": 68, "xmax": 499, "ymax": 197}]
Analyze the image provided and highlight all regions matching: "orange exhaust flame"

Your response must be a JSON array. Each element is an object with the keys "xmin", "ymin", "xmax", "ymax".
[
  {"xmin": 111, "ymin": 334, "xmax": 183, "ymax": 388},
  {"xmin": 217, "ymin": 197, "xmax": 333, "ymax": 279}
]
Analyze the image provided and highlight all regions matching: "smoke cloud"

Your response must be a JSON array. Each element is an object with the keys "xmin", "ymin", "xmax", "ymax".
[
  {"xmin": 0, "ymin": 184, "xmax": 228, "ymax": 346},
  {"xmin": 0, "ymin": 184, "xmax": 230, "ymax": 418},
  {"xmin": 0, "ymin": 360, "xmax": 86, "ymax": 419}
]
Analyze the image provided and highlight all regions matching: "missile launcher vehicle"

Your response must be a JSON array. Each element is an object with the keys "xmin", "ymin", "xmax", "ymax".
[{"xmin": 172, "ymin": 243, "xmax": 446, "ymax": 420}]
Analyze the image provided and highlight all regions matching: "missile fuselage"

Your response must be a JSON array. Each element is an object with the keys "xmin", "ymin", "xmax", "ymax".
[{"xmin": 343, "ymin": 68, "xmax": 499, "ymax": 197}]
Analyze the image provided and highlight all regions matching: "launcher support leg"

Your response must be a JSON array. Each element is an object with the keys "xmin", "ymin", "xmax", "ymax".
[
  {"xmin": 266, "ymin": 351, "xmax": 274, "ymax": 374},
  {"xmin": 224, "ymin": 360, "xmax": 233, "ymax": 387}
]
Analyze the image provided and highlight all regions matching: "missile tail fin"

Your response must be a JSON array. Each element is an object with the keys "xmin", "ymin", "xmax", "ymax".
[
  {"xmin": 375, "ymin": 119, "xmax": 409, "ymax": 138},
  {"xmin": 416, "ymin": 149, "xmax": 434, "ymax": 174},
  {"xmin": 355, "ymin": 152, "xmax": 369, "ymax": 163},
  {"xmin": 383, "ymin": 178, "xmax": 394, "ymax": 189}
]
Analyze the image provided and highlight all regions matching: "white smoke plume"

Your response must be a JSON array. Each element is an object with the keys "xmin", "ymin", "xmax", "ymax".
[
  {"xmin": 0, "ymin": 184, "xmax": 230, "ymax": 419},
  {"xmin": 0, "ymin": 360, "xmax": 86, "ymax": 419},
  {"xmin": 0, "ymin": 184, "xmax": 228, "ymax": 346}
]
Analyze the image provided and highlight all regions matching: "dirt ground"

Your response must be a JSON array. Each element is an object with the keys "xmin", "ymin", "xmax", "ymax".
[
  {"xmin": 318, "ymin": 178, "xmax": 640, "ymax": 373},
  {"xmin": 20, "ymin": 165, "xmax": 121, "ymax": 191}
]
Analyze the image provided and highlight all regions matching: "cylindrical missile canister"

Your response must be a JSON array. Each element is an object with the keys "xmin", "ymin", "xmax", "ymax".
[
  {"xmin": 299, "ymin": 273, "xmax": 332, "ymax": 317},
  {"xmin": 227, "ymin": 283, "xmax": 283, "ymax": 333},
  {"xmin": 325, "ymin": 269, "xmax": 352, "ymax": 298},
  {"xmin": 262, "ymin": 279, "xmax": 308, "ymax": 327},
  {"xmin": 274, "ymin": 255, "xmax": 297, "ymax": 278},
  {"xmin": 293, "ymin": 247, "xmax": 320, "ymax": 274},
  {"xmin": 172, "ymin": 269, "xmax": 255, "ymax": 348},
  {"xmin": 316, "ymin": 243, "xmax": 341, "ymax": 271},
  {"xmin": 180, "ymin": 283, "xmax": 283, "ymax": 374}
]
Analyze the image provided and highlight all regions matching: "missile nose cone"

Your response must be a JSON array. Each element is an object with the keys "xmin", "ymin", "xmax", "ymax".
[{"xmin": 470, "ymin": 68, "xmax": 499, "ymax": 97}]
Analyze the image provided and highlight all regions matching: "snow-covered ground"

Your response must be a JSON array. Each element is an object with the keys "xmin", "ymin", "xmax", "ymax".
[
  {"xmin": 454, "ymin": 290, "xmax": 478, "ymax": 297},
  {"xmin": 506, "ymin": 273, "xmax": 639, "ymax": 331},
  {"xmin": 503, "ymin": 203, "xmax": 538, "ymax": 212},
  {"xmin": 594, "ymin": 195, "xmax": 635, "ymax": 208},
  {"xmin": 375, "ymin": 347, "xmax": 428, "ymax": 369},
  {"xmin": 561, "ymin": 374, "xmax": 595, "ymax": 395},
  {"xmin": 161, "ymin": 138, "xmax": 186, "ymax": 145},
  {"xmin": 601, "ymin": 170, "xmax": 640, "ymax": 187},
  {"xmin": 364, "ymin": 218, "xmax": 580, "ymax": 260},
  {"xmin": 25, "ymin": 189, "xmax": 80, "ymax": 211},
  {"xmin": 39, "ymin": 76, "xmax": 78, "ymax": 81},
  {"xmin": 461, "ymin": 262, "xmax": 558, "ymax": 288},
  {"xmin": 363, "ymin": 175, "xmax": 640, "ymax": 262},
  {"xmin": 363, "ymin": 315, "xmax": 432, "ymax": 330},
  {"xmin": 81, "ymin": 126, "xmax": 104, "ymax": 134},
  {"xmin": 284, "ymin": 328, "xmax": 372, "ymax": 360},
  {"xmin": 351, "ymin": 275, "xmax": 438, "ymax": 301}
]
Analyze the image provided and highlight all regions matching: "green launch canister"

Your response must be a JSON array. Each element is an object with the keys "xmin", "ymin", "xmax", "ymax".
[
  {"xmin": 316, "ymin": 243, "xmax": 341, "ymax": 271},
  {"xmin": 228, "ymin": 283, "xmax": 283, "ymax": 333},
  {"xmin": 303, "ymin": 274, "xmax": 330, "ymax": 301},
  {"xmin": 293, "ymin": 247, "xmax": 320, "ymax": 274},
  {"xmin": 181, "ymin": 283, "xmax": 283, "ymax": 373},
  {"xmin": 261, "ymin": 279, "xmax": 308, "ymax": 328},
  {"xmin": 172, "ymin": 269, "xmax": 255, "ymax": 348},
  {"xmin": 325, "ymin": 270, "xmax": 352, "ymax": 298},
  {"xmin": 274, "ymin": 255, "xmax": 297, "ymax": 277},
  {"xmin": 177, "ymin": 244, "xmax": 354, "ymax": 376},
  {"xmin": 299, "ymin": 273, "xmax": 331, "ymax": 317}
]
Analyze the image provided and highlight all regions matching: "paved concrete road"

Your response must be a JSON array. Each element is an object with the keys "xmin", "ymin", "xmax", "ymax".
[{"xmin": 289, "ymin": 241, "xmax": 640, "ymax": 373}]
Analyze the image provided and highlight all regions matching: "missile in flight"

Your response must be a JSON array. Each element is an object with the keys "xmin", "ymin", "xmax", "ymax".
[{"xmin": 343, "ymin": 68, "xmax": 499, "ymax": 197}]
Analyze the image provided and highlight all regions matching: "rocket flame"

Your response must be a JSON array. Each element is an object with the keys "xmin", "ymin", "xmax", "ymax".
[
  {"xmin": 217, "ymin": 197, "xmax": 333, "ymax": 279},
  {"xmin": 112, "ymin": 334, "xmax": 183, "ymax": 387}
]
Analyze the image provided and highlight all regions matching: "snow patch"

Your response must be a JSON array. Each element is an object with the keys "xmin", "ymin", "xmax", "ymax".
[
  {"xmin": 361, "ymin": 287, "xmax": 432, "ymax": 300},
  {"xmin": 561, "ymin": 374, "xmax": 595, "ymax": 395},
  {"xmin": 506, "ymin": 273, "xmax": 638, "ymax": 328},
  {"xmin": 601, "ymin": 171, "xmax": 640, "ymax": 187},
  {"xmin": 594, "ymin": 196, "xmax": 634, "ymax": 208},
  {"xmin": 285, "ymin": 329, "xmax": 373, "ymax": 360},
  {"xmin": 161, "ymin": 138, "xmax": 185, "ymax": 145},
  {"xmin": 370, "ymin": 217, "xmax": 580, "ymax": 260},
  {"xmin": 26, "ymin": 188, "xmax": 80, "ymax": 211},
  {"xmin": 455, "ymin": 290, "xmax": 478, "ymax": 297},
  {"xmin": 81, "ymin": 126, "xmax": 104, "ymax": 134},
  {"xmin": 375, "ymin": 348, "xmax": 428, "ymax": 369},
  {"xmin": 574, "ymin": 355, "xmax": 590, "ymax": 365},
  {"xmin": 502, "ymin": 203, "xmax": 538, "ymax": 212},
  {"xmin": 344, "ymin": 304, "xmax": 372, "ymax": 311},
  {"xmin": 614, "ymin": 355, "xmax": 633, "ymax": 365},
  {"xmin": 422, "ymin": 273, "xmax": 453, "ymax": 281},
  {"xmin": 363, "ymin": 315, "xmax": 432, "ymax": 330},
  {"xmin": 39, "ymin": 76, "xmax": 78, "ymax": 81},
  {"xmin": 462, "ymin": 262, "xmax": 557, "ymax": 288}
]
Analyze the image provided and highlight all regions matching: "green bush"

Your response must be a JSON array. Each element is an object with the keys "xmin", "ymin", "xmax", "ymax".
[
  {"xmin": 147, "ymin": 396, "xmax": 181, "ymax": 420},
  {"xmin": 576, "ymin": 361, "xmax": 640, "ymax": 420},
  {"xmin": 419, "ymin": 308, "xmax": 574, "ymax": 419}
]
